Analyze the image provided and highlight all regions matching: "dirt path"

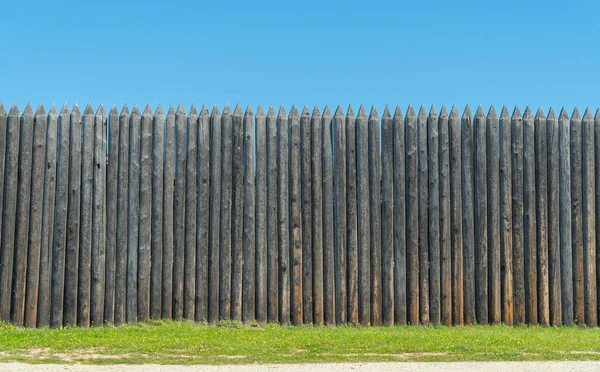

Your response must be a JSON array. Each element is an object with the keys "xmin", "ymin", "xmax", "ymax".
[{"xmin": 2, "ymin": 362, "xmax": 600, "ymax": 371}]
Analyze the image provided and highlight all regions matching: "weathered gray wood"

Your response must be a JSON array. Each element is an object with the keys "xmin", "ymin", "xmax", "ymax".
[
  {"xmin": 595, "ymin": 109, "xmax": 600, "ymax": 325},
  {"xmin": 311, "ymin": 106, "xmax": 324, "ymax": 325},
  {"xmin": 487, "ymin": 106, "xmax": 501, "ymax": 325},
  {"xmin": 24, "ymin": 104, "xmax": 47, "ymax": 328},
  {"xmin": 208, "ymin": 105, "xmax": 222, "ymax": 323},
  {"xmin": 289, "ymin": 106, "xmax": 302, "ymax": 325},
  {"xmin": 474, "ymin": 106, "xmax": 488, "ymax": 325},
  {"xmin": 368, "ymin": 106, "xmax": 382, "ymax": 326},
  {"xmin": 534, "ymin": 108, "xmax": 549, "ymax": 327},
  {"xmin": 218, "ymin": 105, "xmax": 232, "ymax": 321},
  {"xmin": 172, "ymin": 104, "xmax": 186, "ymax": 321},
  {"xmin": 558, "ymin": 107, "xmax": 573, "ymax": 326},
  {"xmin": 138, "ymin": 105, "xmax": 153, "ymax": 322},
  {"xmin": 405, "ymin": 106, "xmax": 419, "ymax": 325},
  {"xmin": 427, "ymin": 106, "xmax": 440, "ymax": 326},
  {"xmin": 547, "ymin": 108, "xmax": 562, "ymax": 326},
  {"xmin": 381, "ymin": 106, "xmax": 394, "ymax": 326},
  {"xmin": 266, "ymin": 106, "xmax": 279, "ymax": 322},
  {"xmin": 38, "ymin": 104, "xmax": 58, "ymax": 328},
  {"xmin": 300, "ymin": 107, "xmax": 313, "ymax": 324},
  {"xmin": 162, "ymin": 107, "xmax": 175, "ymax": 320},
  {"xmin": 461, "ymin": 106, "xmax": 476, "ymax": 325},
  {"xmin": 114, "ymin": 105, "xmax": 130, "ymax": 325},
  {"xmin": 323, "ymin": 106, "xmax": 335, "ymax": 325},
  {"xmin": 499, "ymin": 106, "xmax": 513, "ymax": 325},
  {"xmin": 243, "ymin": 105, "xmax": 256, "ymax": 324},
  {"xmin": 196, "ymin": 105, "xmax": 210, "ymax": 322},
  {"xmin": 91, "ymin": 105, "xmax": 107, "ymax": 326},
  {"xmin": 417, "ymin": 106, "xmax": 430, "ymax": 325},
  {"xmin": 64, "ymin": 104, "xmax": 82, "ymax": 327},
  {"xmin": 582, "ymin": 108, "xmax": 597, "ymax": 327},
  {"xmin": 570, "ymin": 108, "xmax": 584, "ymax": 326},
  {"xmin": 126, "ymin": 105, "xmax": 141, "ymax": 323},
  {"xmin": 334, "ymin": 106, "xmax": 347, "ymax": 325},
  {"xmin": 12, "ymin": 104, "xmax": 34, "ymax": 326},
  {"xmin": 231, "ymin": 104, "xmax": 244, "ymax": 321},
  {"xmin": 151, "ymin": 105, "xmax": 165, "ymax": 320},
  {"xmin": 277, "ymin": 105, "xmax": 290, "ymax": 325},
  {"xmin": 512, "ymin": 106, "xmax": 525, "ymax": 326},
  {"xmin": 356, "ymin": 105, "xmax": 371, "ymax": 325},
  {"xmin": 439, "ymin": 106, "xmax": 452, "ymax": 326},
  {"xmin": 449, "ymin": 106, "xmax": 463, "ymax": 325},
  {"xmin": 0, "ymin": 103, "xmax": 10, "ymax": 323},
  {"xmin": 184, "ymin": 106, "xmax": 198, "ymax": 321},
  {"xmin": 105, "ymin": 105, "xmax": 119, "ymax": 324},
  {"xmin": 523, "ymin": 107, "xmax": 537, "ymax": 325},
  {"xmin": 346, "ymin": 106, "xmax": 359, "ymax": 325},
  {"xmin": 77, "ymin": 104, "xmax": 95, "ymax": 327},
  {"xmin": 255, "ymin": 105, "xmax": 268, "ymax": 324},
  {"xmin": 392, "ymin": 106, "xmax": 406, "ymax": 325}
]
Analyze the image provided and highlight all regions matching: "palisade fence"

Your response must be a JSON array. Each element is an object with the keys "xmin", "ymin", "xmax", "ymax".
[{"xmin": 0, "ymin": 101, "xmax": 599, "ymax": 328}]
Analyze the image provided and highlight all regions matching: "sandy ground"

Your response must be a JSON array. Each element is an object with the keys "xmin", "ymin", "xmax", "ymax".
[{"xmin": 2, "ymin": 362, "xmax": 600, "ymax": 371}]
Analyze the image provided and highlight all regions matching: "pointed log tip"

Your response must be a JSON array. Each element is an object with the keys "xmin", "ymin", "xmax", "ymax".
[
  {"xmin": 547, "ymin": 107, "xmax": 557, "ymax": 119},
  {"xmin": 267, "ymin": 105, "xmax": 276, "ymax": 117},
  {"xmin": 357, "ymin": 105, "xmax": 367, "ymax": 118},
  {"xmin": 523, "ymin": 106, "xmax": 532, "ymax": 118},
  {"xmin": 83, "ymin": 103, "xmax": 94, "ymax": 115},
  {"xmin": 462, "ymin": 105, "xmax": 472, "ymax": 118},
  {"xmin": 487, "ymin": 105, "xmax": 497, "ymax": 118},
  {"xmin": 72, "ymin": 103, "xmax": 81, "ymax": 115},
  {"xmin": 393, "ymin": 105, "xmax": 403, "ymax": 118},
  {"xmin": 559, "ymin": 107, "xmax": 569, "ymax": 120},
  {"xmin": 119, "ymin": 103, "xmax": 130, "ymax": 116},
  {"xmin": 500, "ymin": 105, "xmax": 510, "ymax": 118},
  {"xmin": 301, "ymin": 105, "xmax": 310, "ymax": 116},
  {"xmin": 223, "ymin": 104, "xmax": 232, "ymax": 115},
  {"xmin": 8, "ymin": 102, "xmax": 19, "ymax": 116},
  {"xmin": 96, "ymin": 104, "xmax": 106, "ymax": 116},
  {"xmin": 511, "ymin": 106, "xmax": 522, "ymax": 119},
  {"xmin": 167, "ymin": 105, "xmax": 175, "ymax": 115},
  {"xmin": 256, "ymin": 104, "xmax": 265, "ymax": 117},
  {"xmin": 418, "ymin": 105, "xmax": 427, "ymax": 117},
  {"xmin": 595, "ymin": 108, "xmax": 600, "ymax": 121},
  {"xmin": 571, "ymin": 107, "xmax": 581, "ymax": 120},
  {"xmin": 233, "ymin": 103, "xmax": 243, "ymax": 116},
  {"xmin": 176, "ymin": 103, "xmax": 185, "ymax": 113},
  {"xmin": 142, "ymin": 104, "xmax": 153, "ymax": 116},
  {"xmin": 130, "ymin": 104, "xmax": 141, "ymax": 116},
  {"xmin": 277, "ymin": 105, "xmax": 287, "ymax": 118},
  {"xmin": 34, "ymin": 103, "xmax": 46, "ymax": 116},
  {"xmin": 382, "ymin": 105, "xmax": 392, "ymax": 118},
  {"xmin": 188, "ymin": 104, "xmax": 198, "ymax": 116},
  {"xmin": 334, "ymin": 105, "xmax": 344, "ymax": 117},
  {"xmin": 289, "ymin": 105, "xmax": 299, "ymax": 117},
  {"xmin": 474, "ymin": 105, "xmax": 485, "ymax": 118},
  {"xmin": 439, "ymin": 105, "xmax": 448, "ymax": 118},
  {"xmin": 582, "ymin": 107, "xmax": 593, "ymax": 120},
  {"xmin": 48, "ymin": 103, "xmax": 58, "ymax": 115},
  {"xmin": 535, "ymin": 107, "xmax": 545, "ymax": 119},
  {"xmin": 406, "ymin": 105, "xmax": 416, "ymax": 117},
  {"xmin": 155, "ymin": 104, "xmax": 164, "ymax": 116},
  {"xmin": 312, "ymin": 105, "xmax": 321, "ymax": 117},
  {"xmin": 211, "ymin": 105, "xmax": 221, "ymax": 116},
  {"xmin": 23, "ymin": 102, "xmax": 34, "ymax": 116},
  {"xmin": 0, "ymin": 102, "xmax": 5, "ymax": 115},
  {"xmin": 429, "ymin": 104, "xmax": 437, "ymax": 117},
  {"xmin": 368, "ymin": 105, "xmax": 379, "ymax": 119},
  {"xmin": 109, "ymin": 104, "xmax": 118, "ymax": 115},
  {"xmin": 346, "ymin": 105, "xmax": 355, "ymax": 117},
  {"xmin": 449, "ymin": 105, "xmax": 459, "ymax": 118},
  {"xmin": 322, "ymin": 105, "xmax": 332, "ymax": 117},
  {"xmin": 244, "ymin": 104, "xmax": 254, "ymax": 116}
]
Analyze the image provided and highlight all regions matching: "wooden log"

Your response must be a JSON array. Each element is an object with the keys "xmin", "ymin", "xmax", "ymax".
[
  {"xmin": 151, "ymin": 105, "xmax": 165, "ymax": 320},
  {"xmin": 12, "ymin": 104, "xmax": 34, "ymax": 326},
  {"xmin": 105, "ymin": 105, "xmax": 119, "ymax": 324},
  {"xmin": 183, "ymin": 106, "xmax": 197, "ymax": 321},
  {"xmin": 499, "ymin": 106, "xmax": 513, "ymax": 325},
  {"xmin": 173, "ymin": 105, "xmax": 187, "ymax": 321},
  {"xmin": 300, "ymin": 107, "xmax": 313, "ymax": 324},
  {"xmin": 595, "ymin": 109, "xmax": 600, "ymax": 325},
  {"xmin": 137, "ymin": 105, "xmax": 153, "ymax": 322},
  {"xmin": 558, "ymin": 107, "xmax": 573, "ymax": 326},
  {"xmin": 0, "ymin": 103, "xmax": 10, "ymax": 323},
  {"xmin": 196, "ymin": 105, "xmax": 210, "ymax": 322},
  {"xmin": 219, "ymin": 105, "xmax": 233, "ymax": 321},
  {"xmin": 289, "ymin": 106, "xmax": 302, "ymax": 325},
  {"xmin": 91, "ymin": 105, "xmax": 107, "ymax": 326},
  {"xmin": 255, "ymin": 105, "xmax": 268, "ymax": 324},
  {"xmin": 356, "ymin": 105, "xmax": 371, "ymax": 325},
  {"xmin": 449, "ymin": 106, "xmax": 463, "ymax": 325},
  {"xmin": 208, "ymin": 105, "xmax": 222, "ymax": 323},
  {"xmin": 405, "ymin": 106, "xmax": 419, "ymax": 325},
  {"xmin": 546, "ymin": 108, "xmax": 562, "ymax": 326},
  {"xmin": 368, "ymin": 106, "xmax": 382, "ymax": 326},
  {"xmin": 570, "ymin": 108, "xmax": 584, "ymax": 326},
  {"xmin": 38, "ymin": 104, "xmax": 58, "ymax": 328},
  {"xmin": 346, "ymin": 106, "xmax": 359, "ymax": 325},
  {"xmin": 487, "ymin": 106, "xmax": 501, "ymax": 324},
  {"xmin": 277, "ymin": 105, "xmax": 290, "ymax": 325},
  {"xmin": 474, "ymin": 106, "xmax": 488, "ymax": 325},
  {"xmin": 323, "ymin": 106, "xmax": 335, "ymax": 325},
  {"xmin": 523, "ymin": 107, "xmax": 537, "ymax": 325},
  {"xmin": 311, "ymin": 106, "xmax": 324, "ymax": 325},
  {"xmin": 428, "ymin": 106, "xmax": 441, "ymax": 326},
  {"xmin": 393, "ymin": 106, "xmax": 406, "ymax": 325},
  {"xmin": 334, "ymin": 106, "xmax": 347, "ymax": 325},
  {"xmin": 266, "ymin": 106, "xmax": 279, "ymax": 322},
  {"xmin": 381, "ymin": 106, "xmax": 394, "ymax": 326},
  {"xmin": 126, "ymin": 105, "xmax": 141, "ymax": 323},
  {"xmin": 64, "ymin": 104, "xmax": 82, "ymax": 327},
  {"xmin": 461, "ymin": 106, "xmax": 476, "ymax": 325},
  {"xmin": 114, "ymin": 106, "xmax": 130, "ymax": 325},
  {"xmin": 77, "ymin": 104, "xmax": 95, "ymax": 328},
  {"xmin": 162, "ymin": 106, "xmax": 175, "ymax": 320},
  {"xmin": 243, "ymin": 105, "xmax": 256, "ymax": 324},
  {"xmin": 534, "ymin": 108, "xmax": 549, "ymax": 326},
  {"xmin": 417, "ymin": 106, "xmax": 429, "ymax": 325},
  {"xmin": 231, "ymin": 105, "xmax": 244, "ymax": 321},
  {"xmin": 582, "ymin": 108, "xmax": 597, "ymax": 327},
  {"xmin": 512, "ymin": 106, "xmax": 525, "ymax": 326},
  {"xmin": 439, "ymin": 106, "xmax": 452, "ymax": 326},
  {"xmin": 24, "ymin": 104, "xmax": 47, "ymax": 328}
]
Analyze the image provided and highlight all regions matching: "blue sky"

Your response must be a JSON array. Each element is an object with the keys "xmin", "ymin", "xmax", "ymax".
[{"xmin": 1, "ymin": 0, "xmax": 598, "ymax": 115}]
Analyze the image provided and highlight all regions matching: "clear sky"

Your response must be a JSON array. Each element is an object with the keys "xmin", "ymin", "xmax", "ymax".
[{"xmin": 1, "ymin": 0, "xmax": 598, "ymax": 115}]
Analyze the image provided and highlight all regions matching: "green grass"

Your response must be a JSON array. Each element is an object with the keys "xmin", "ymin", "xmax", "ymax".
[{"xmin": 1, "ymin": 320, "xmax": 600, "ymax": 365}]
